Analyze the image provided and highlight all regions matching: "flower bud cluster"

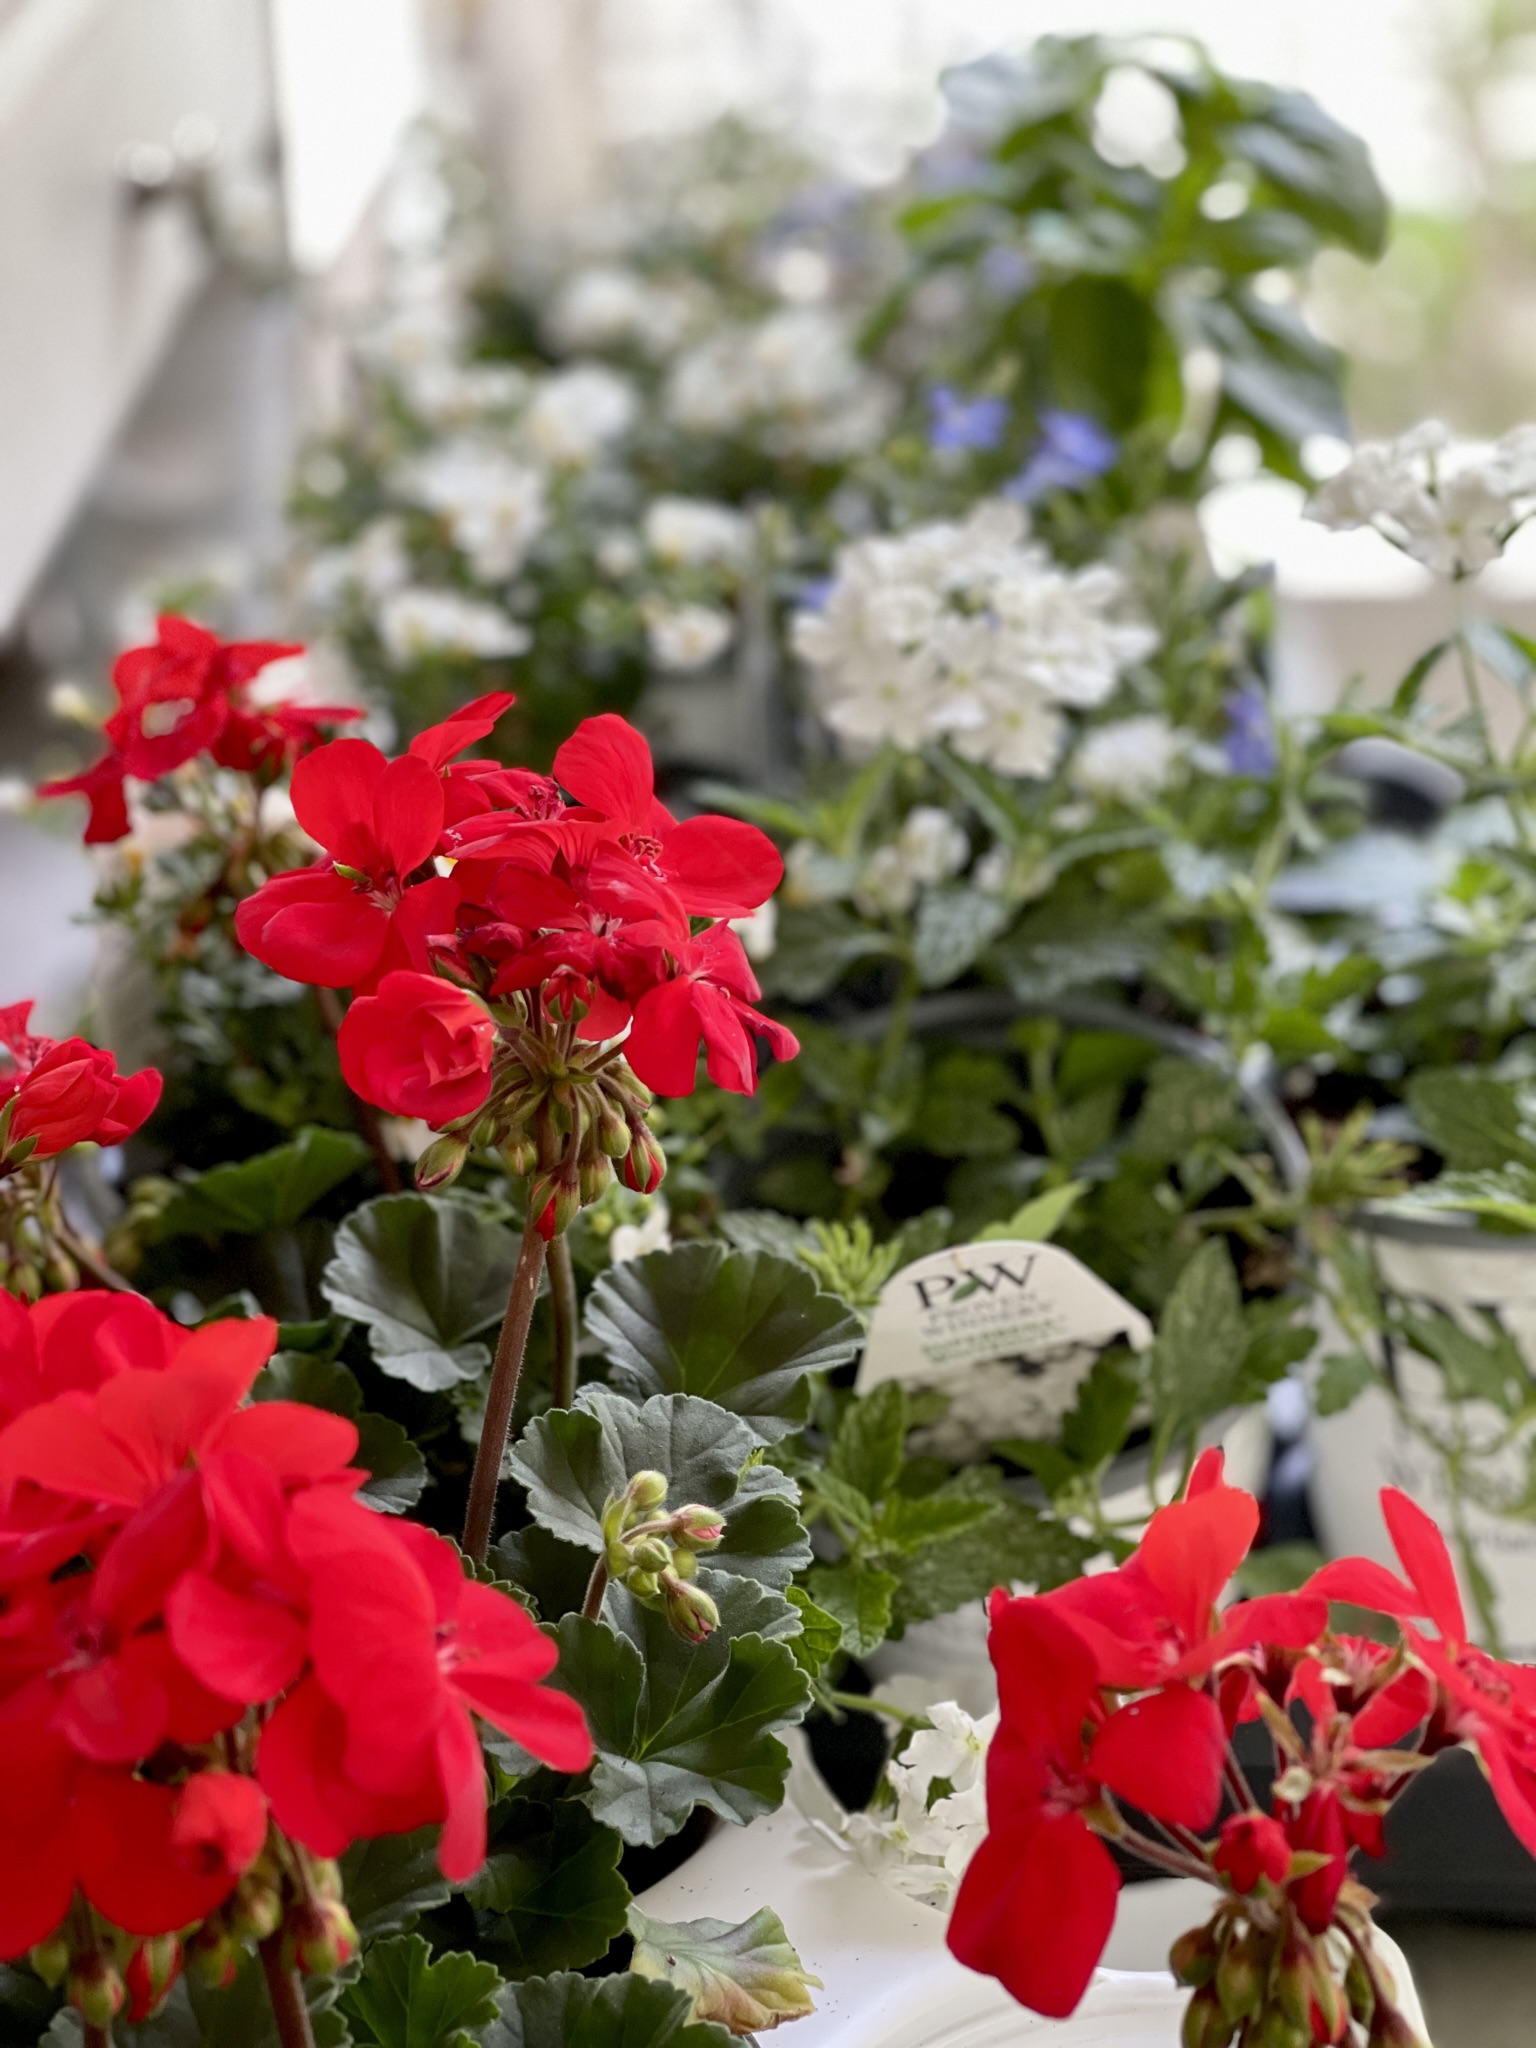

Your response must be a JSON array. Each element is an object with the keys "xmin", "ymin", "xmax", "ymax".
[
  {"xmin": 31, "ymin": 1916, "xmax": 183, "ymax": 2029},
  {"xmin": 417, "ymin": 1034, "xmax": 664, "ymax": 1240},
  {"xmin": 600, "ymin": 1469, "xmax": 726, "ymax": 1642},
  {"xmin": 1172, "ymin": 1898, "xmax": 1420, "ymax": 2048}
]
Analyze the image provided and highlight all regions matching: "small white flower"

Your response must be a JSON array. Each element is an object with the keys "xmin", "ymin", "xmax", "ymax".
[
  {"xmin": 0, "ymin": 774, "xmax": 32, "ymax": 814},
  {"xmin": 610, "ymin": 1196, "xmax": 672, "ymax": 1265},
  {"xmin": 1071, "ymin": 714, "xmax": 1186, "ymax": 803},
  {"xmin": 643, "ymin": 496, "xmax": 749, "ymax": 568},
  {"xmin": 897, "ymin": 807, "xmax": 969, "ymax": 885},
  {"xmin": 646, "ymin": 604, "xmax": 734, "ymax": 672},
  {"xmin": 524, "ymin": 364, "xmax": 636, "ymax": 467},
  {"xmin": 377, "ymin": 588, "xmax": 530, "ymax": 666},
  {"xmin": 783, "ymin": 839, "xmax": 854, "ymax": 907},
  {"xmin": 547, "ymin": 266, "xmax": 691, "ymax": 356},
  {"xmin": 1305, "ymin": 419, "xmax": 1536, "ymax": 578},
  {"xmin": 401, "ymin": 442, "xmax": 548, "ymax": 582},
  {"xmin": 596, "ymin": 530, "xmax": 643, "ymax": 579},
  {"xmin": 854, "ymin": 845, "xmax": 919, "ymax": 917},
  {"xmin": 47, "ymin": 681, "xmax": 100, "ymax": 728},
  {"xmin": 843, "ymin": 1702, "xmax": 999, "ymax": 1911},
  {"xmin": 972, "ymin": 844, "xmax": 1013, "ymax": 895},
  {"xmin": 730, "ymin": 898, "xmax": 778, "ymax": 962}
]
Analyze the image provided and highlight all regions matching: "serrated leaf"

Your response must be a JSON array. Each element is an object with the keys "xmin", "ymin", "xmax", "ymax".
[
  {"xmin": 585, "ymin": 1245, "xmax": 862, "ymax": 1440},
  {"xmin": 153, "ymin": 1126, "xmax": 369, "ymax": 1237},
  {"xmin": 1406, "ymin": 1071, "xmax": 1536, "ymax": 1173},
  {"xmin": 627, "ymin": 1905, "xmax": 821, "ymax": 2035},
  {"xmin": 322, "ymin": 1193, "xmax": 521, "ymax": 1392},
  {"xmin": 717, "ymin": 1212, "xmax": 813, "ymax": 1261},
  {"xmin": 549, "ymin": 1580, "xmax": 812, "ymax": 1847},
  {"xmin": 510, "ymin": 1387, "xmax": 809, "ymax": 1589},
  {"xmin": 912, "ymin": 886, "xmax": 1012, "ymax": 989},
  {"xmin": 890, "ymin": 1474, "xmax": 1097, "ymax": 1628},
  {"xmin": 1391, "ymin": 1168, "xmax": 1536, "ymax": 1231},
  {"xmin": 338, "ymin": 1828, "xmax": 450, "ymax": 1940},
  {"xmin": 1149, "ymin": 1238, "xmax": 1248, "ymax": 1441},
  {"xmin": 784, "ymin": 1586, "xmax": 842, "ymax": 1675},
  {"xmin": 828, "ymin": 1380, "xmax": 907, "ymax": 1502},
  {"xmin": 1314, "ymin": 1350, "xmax": 1377, "ymax": 1418},
  {"xmin": 804, "ymin": 1559, "xmax": 898, "ymax": 1658},
  {"xmin": 340, "ymin": 1935, "xmax": 502, "ymax": 2048},
  {"xmin": 483, "ymin": 1972, "xmax": 734, "ymax": 2048},
  {"xmin": 254, "ymin": 1352, "xmax": 426, "ymax": 1514},
  {"xmin": 976, "ymin": 1179, "xmax": 1087, "ymax": 1244},
  {"xmin": 873, "ymin": 1491, "xmax": 998, "ymax": 1553},
  {"xmin": 1128, "ymin": 1059, "xmax": 1237, "ymax": 1163},
  {"xmin": 467, "ymin": 1798, "xmax": 629, "ymax": 1978}
]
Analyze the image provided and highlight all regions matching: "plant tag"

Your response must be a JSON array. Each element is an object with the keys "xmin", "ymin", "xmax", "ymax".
[{"xmin": 856, "ymin": 1241, "xmax": 1153, "ymax": 1456}]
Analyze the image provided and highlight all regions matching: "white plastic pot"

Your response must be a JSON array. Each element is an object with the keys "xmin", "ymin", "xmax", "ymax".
[
  {"xmin": 633, "ymin": 1750, "xmax": 1431, "ymax": 2046},
  {"xmin": 1308, "ymin": 1209, "xmax": 1536, "ymax": 1657}
]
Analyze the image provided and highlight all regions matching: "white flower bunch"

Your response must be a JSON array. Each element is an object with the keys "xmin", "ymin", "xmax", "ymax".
[
  {"xmin": 843, "ymin": 1701, "xmax": 997, "ymax": 1911},
  {"xmin": 546, "ymin": 264, "xmax": 694, "ymax": 358},
  {"xmin": 793, "ymin": 502, "xmax": 1158, "ymax": 776},
  {"xmin": 666, "ymin": 308, "xmax": 895, "ymax": 462},
  {"xmin": 303, "ymin": 518, "xmax": 413, "ymax": 612},
  {"xmin": 644, "ymin": 603, "xmax": 735, "ymax": 673},
  {"xmin": 643, "ymin": 496, "xmax": 750, "ymax": 568},
  {"xmin": 1305, "ymin": 420, "xmax": 1536, "ymax": 579},
  {"xmin": 400, "ymin": 441, "xmax": 550, "ymax": 582},
  {"xmin": 376, "ymin": 588, "xmax": 530, "ymax": 666},
  {"xmin": 1070, "ymin": 712, "xmax": 1186, "ymax": 804},
  {"xmin": 523, "ymin": 364, "xmax": 637, "ymax": 468},
  {"xmin": 853, "ymin": 807, "xmax": 971, "ymax": 917}
]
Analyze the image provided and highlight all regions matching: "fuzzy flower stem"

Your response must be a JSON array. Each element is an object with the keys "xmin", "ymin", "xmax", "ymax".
[
  {"xmin": 312, "ymin": 988, "xmax": 401, "ymax": 1194},
  {"xmin": 83, "ymin": 2029, "xmax": 112, "ymax": 2048},
  {"xmin": 826, "ymin": 1687, "xmax": 933, "ymax": 1733},
  {"xmin": 547, "ymin": 1231, "xmax": 580, "ymax": 1410},
  {"xmin": 259, "ymin": 1932, "xmax": 317, "ymax": 2048},
  {"xmin": 1111, "ymin": 1821, "xmax": 1219, "ymax": 1888},
  {"xmin": 580, "ymin": 1554, "xmax": 609, "ymax": 1621},
  {"xmin": 462, "ymin": 1211, "xmax": 549, "ymax": 1564}
]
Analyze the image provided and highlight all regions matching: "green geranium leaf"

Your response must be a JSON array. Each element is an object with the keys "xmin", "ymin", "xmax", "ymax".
[
  {"xmin": 322, "ymin": 1194, "xmax": 521, "ymax": 1392},
  {"xmin": 340, "ymin": 1935, "xmax": 501, "ymax": 2048},
  {"xmin": 784, "ymin": 1586, "xmax": 842, "ymax": 1675},
  {"xmin": 804, "ymin": 1560, "xmax": 898, "ymax": 1658},
  {"xmin": 467, "ymin": 1798, "xmax": 629, "ymax": 1978},
  {"xmin": 255, "ymin": 1352, "xmax": 426, "ymax": 1514},
  {"xmin": 483, "ymin": 1971, "xmax": 733, "ymax": 2048},
  {"xmin": 585, "ymin": 1245, "xmax": 862, "ymax": 1440},
  {"xmin": 1149, "ymin": 1238, "xmax": 1247, "ymax": 1442},
  {"xmin": 1406, "ymin": 1071, "xmax": 1536, "ymax": 1174},
  {"xmin": 338, "ymin": 1828, "xmax": 450, "ymax": 1940},
  {"xmin": 509, "ymin": 1388, "xmax": 809, "ymax": 1589},
  {"xmin": 628, "ymin": 1905, "xmax": 821, "ymax": 2034},
  {"xmin": 153, "ymin": 1126, "xmax": 370, "ymax": 1237},
  {"xmin": 550, "ymin": 1581, "xmax": 812, "ymax": 1847}
]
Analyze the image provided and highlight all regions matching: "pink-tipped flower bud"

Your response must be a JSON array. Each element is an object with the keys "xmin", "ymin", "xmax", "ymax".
[
  {"xmin": 660, "ymin": 1569, "xmax": 719, "ymax": 1644},
  {"xmin": 124, "ymin": 1934, "xmax": 183, "ymax": 2023},
  {"xmin": 68, "ymin": 1955, "xmax": 125, "ymax": 2031},
  {"xmin": 622, "ymin": 1130, "xmax": 665, "ymax": 1195},
  {"xmin": 672, "ymin": 1504, "xmax": 726, "ymax": 1551},
  {"xmin": 185, "ymin": 1920, "xmax": 241, "ymax": 1991},
  {"xmin": 290, "ymin": 1898, "xmax": 357, "ymax": 1977},
  {"xmin": 415, "ymin": 1132, "xmax": 471, "ymax": 1190}
]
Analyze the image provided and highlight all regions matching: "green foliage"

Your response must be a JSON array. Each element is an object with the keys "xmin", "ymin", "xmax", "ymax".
[
  {"xmin": 322, "ymin": 1194, "xmax": 521, "ymax": 1392},
  {"xmin": 467, "ymin": 1799, "xmax": 629, "ymax": 1978},
  {"xmin": 483, "ymin": 1972, "xmax": 733, "ymax": 2048},
  {"xmin": 549, "ymin": 1579, "xmax": 812, "ymax": 1846},
  {"xmin": 255, "ymin": 1351, "xmax": 426, "ymax": 1514},
  {"xmin": 151, "ymin": 1127, "xmax": 370, "ymax": 1238},
  {"xmin": 509, "ymin": 1387, "xmax": 810, "ymax": 1588},
  {"xmin": 784, "ymin": 1585, "xmax": 843, "ymax": 1675},
  {"xmin": 627, "ymin": 1907, "xmax": 820, "ymax": 2033},
  {"xmin": 338, "ymin": 1829, "xmax": 451, "ymax": 1939},
  {"xmin": 585, "ymin": 1245, "xmax": 862, "ymax": 1440},
  {"xmin": 1392, "ymin": 1167, "xmax": 1536, "ymax": 1231},
  {"xmin": 1406, "ymin": 1070, "xmax": 1536, "ymax": 1172},
  {"xmin": 339, "ymin": 1935, "xmax": 502, "ymax": 2048},
  {"xmin": 1148, "ymin": 1238, "xmax": 1247, "ymax": 1449}
]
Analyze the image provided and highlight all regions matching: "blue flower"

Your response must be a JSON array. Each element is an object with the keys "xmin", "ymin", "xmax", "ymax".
[
  {"xmin": 1221, "ymin": 681, "xmax": 1276, "ymax": 777},
  {"xmin": 1006, "ymin": 410, "xmax": 1119, "ymax": 501},
  {"xmin": 927, "ymin": 386, "xmax": 1010, "ymax": 453}
]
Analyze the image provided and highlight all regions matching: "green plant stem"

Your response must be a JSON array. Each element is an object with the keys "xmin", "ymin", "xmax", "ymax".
[
  {"xmin": 258, "ymin": 1934, "xmax": 316, "ymax": 2048},
  {"xmin": 462, "ymin": 1211, "xmax": 549, "ymax": 1564},
  {"xmin": 548, "ymin": 1230, "xmax": 580, "ymax": 1410},
  {"xmin": 581, "ymin": 1554, "xmax": 609, "ymax": 1621},
  {"xmin": 826, "ymin": 1688, "xmax": 931, "ymax": 1732}
]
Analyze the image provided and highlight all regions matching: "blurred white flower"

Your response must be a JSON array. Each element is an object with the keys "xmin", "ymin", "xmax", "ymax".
[
  {"xmin": 46, "ymin": 681, "xmax": 100, "ymax": 729},
  {"xmin": 667, "ymin": 308, "xmax": 895, "ymax": 462},
  {"xmin": 304, "ymin": 518, "xmax": 412, "ymax": 612},
  {"xmin": 610, "ymin": 1195, "xmax": 672, "ymax": 1265},
  {"xmin": 547, "ymin": 265, "xmax": 692, "ymax": 357},
  {"xmin": 897, "ymin": 806, "xmax": 969, "ymax": 885},
  {"xmin": 783, "ymin": 838, "xmax": 854, "ymax": 907},
  {"xmin": 377, "ymin": 588, "xmax": 530, "ymax": 666},
  {"xmin": 401, "ymin": 441, "xmax": 549, "ymax": 582},
  {"xmin": 1071, "ymin": 713, "xmax": 1186, "ymax": 803},
  {"xmin": 1305, "ymin": 419, "xmax": 1536, "ymax": 578},
  {"xmin": 524, "ymin": 364, "xmax": 636, "ymax": 467},
  {"xmin": 972, "ymin": 844, "xmax": 1013, "ymax": 895},
  {"xmin": 595, "ymin": 530, "xmax": 643, "ymax": 579},
  {"xmin": 0, "ymin": 775, "xmax": 32, "ymax": 814},
  {"xmin": 730, "ymin": 898, "xmax": 778, "ymax": 962},
  {"xmin": 643, "ymin": 496, "xmax": 749, "ymax": 567},
  {"xmin": 646, "ymin": 603, "xmax": 734, "ymax": 672},
  {"xmin": 854, "ymin": 845, "xmax": 919, "ymax": 918},
  {"xmin": 795, "ymin": 502, "xmax": 1155, "ymax": 777},
  {"xmin": 843, "ymin": 1701, "xmax": 998, "ymax": 1911}
]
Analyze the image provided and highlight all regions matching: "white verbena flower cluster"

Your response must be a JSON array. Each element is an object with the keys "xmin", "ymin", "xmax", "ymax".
[
  {"xmin": 843, "ymin": 1701, "xmax": 997, "ymax": 1911},
  {"xmin": 793, "ymin": 502, "xmax": 1159, "ymax": 776},
  {"xmin": 667, "ymin": 307, "xmax": 895, "ymax": 463},
  {"xmin": 402, "ymin": 442, "xmax": 550, "ymax": 581},
  {"xmin": 376, "ymin": 588, "xmax": 530, "ymax": 667},
  {"xmin": 1069, "ymin": 712, "xmax": 1187, "ymax": 804},
  {"xmin": 546, "ymin": 263, "xmax": 696, "ymax": 359},
  {"xmin": 1305, "ymin": 420, "xmax": 1536, "ymax": 579}
]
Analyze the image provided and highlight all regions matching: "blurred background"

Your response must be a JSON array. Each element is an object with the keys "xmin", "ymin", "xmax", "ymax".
[{"xmin": 6, "ymin": 4, "xmax": 1536, "ymax": 2038}]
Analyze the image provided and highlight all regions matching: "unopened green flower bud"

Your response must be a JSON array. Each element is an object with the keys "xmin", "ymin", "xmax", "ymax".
[
  {"xmin": 185, "ymin": 1920, "xmax": 241, "ymax": 1990},
  {"xmin": 1170, "ymin": 1927, "xmax": 1218, "ymax": 1989},
  {"xmin": 1345, "ymin": 1951, "xmax": 1376, "ymax": 2024},
  {"xmin": 1257, "ymin": 2007, "xmax": 1309, "ymax": 2048},
  {"xmin": 1181, "ymin": 1985, "xmax": 1234, "ymax": 2048},
  {"xmin": 622, "ymin": 1129, "xmax": 665, "ymax": 1195},
  {"xmin": 661, "ymin": 1569, "xmax": 719, "ymax": 1644},
  {"xmin": 628, "ymin": 1537, "xmax": 673, "ymax": 1575},
  {"xmin": 672, "ymin": 1504, "xmax": 726, "ymax": 1550},
  {"xmin": 28, "ymin": 1932, "xmax": 70, "ymax": 1987},
  {"xmin": 309, "ymin": 1857, "xmax": 344, "ymax": 1903},
  {"xmin": 668, "ymin": 1545, "xmax": 699, "ymax": 1580},
  {"xmin": 579, "ymin": 1153, "xmax": 614, "ymax": 1205},
  {"xmin": 597, "ymin": 1103, "xmax": 633, "ymax": 1158},
  {"xmin": 504, "ymin": 1133, "xmax": 538, "ymax": 1178},
  {"xmin": 1216, "ymin": 1932, "xmax": 1264, "ymax": 2023},
  {"xmin": 415, "ymin": 1132, "xmax": 471, "ymax": 1190},
  {"xmin": 290, "ymin": 1898, "xmax": 357, "ymax": 1977},
  {"xmin": 627, "ymin": 1471, "xmax": 669, "ymax": 1513},
  {"xmin": 68, "ymin": 1955, "xmax": 125, "ymax": 2030},
  {"xmin": 1308, "ymin": 1953, "xmax": 1348, "ymax": 2044},
  {"xmin": 230, "ymin": 1874, "xmax": 284, "ymax": 1942},
  {"xmin": 628, "ymin": 1569, "xmax": 661, "ymax": 1600}
]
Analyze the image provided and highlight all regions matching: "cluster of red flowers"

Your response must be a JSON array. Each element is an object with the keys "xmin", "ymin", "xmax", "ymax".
[
  {"xmin": 0, "ymin": 1002, "xmax": 161, "ymax": 1169},
  {"xmin": 38, "ymin": 616, "xmax": 361, "ymax": 844},
  {"xmin": 234, "ymin": 695, "xmax": 796, "ymax": 1119},
  {"xmin": 949, "ymin": 1453, "xmax": 1536, "ymax": 2040},
  {"xmin": 0, "ymin": 1288, "xmax": 591, "ymax": 2007}
]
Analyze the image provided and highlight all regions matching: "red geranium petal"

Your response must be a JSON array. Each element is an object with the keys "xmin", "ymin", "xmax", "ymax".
[
  {"xmin": 76, "ymin": 1771, "xmax": 242, "ymax": 1935},
  {"xmin": 1137, "ymin": 1486, "xmax": 1260, "ymax": 1649},
  {"xmin": 1381, "ymin": 1486, "xmax": 1468, "ymax": 1642},
  {"xmin": 948, "ymin": 1815, "xmax": 1118, "ymax": 2019},
  {"xmin": 167, "ymin": 1570, "xmax": 308, "ymax": 1704},
  {"xmin": 553, "ymin": 714, "xmax": 654, "ymax": 825},
  {"xmin": 625, "ymin": 980, "xmax": 704, "ymax": 1098},
  {"xmin": 374, "ymin": 752, "xmax": 446, "ymax": 878},
  {"xmin": 291, "ymin": 739, "xmax": 388, "ymax": 856},
  {"xmin": 1089, "ymin": 1683, "xmax": 1226, "ymax": 1831},
  {"xmin": 660, "ymin": 815, "xmax": 784, "ymax": 917},
  {"xmin": 434, "ymin": 1704, "xmax": 489, "ymax": 1882}
]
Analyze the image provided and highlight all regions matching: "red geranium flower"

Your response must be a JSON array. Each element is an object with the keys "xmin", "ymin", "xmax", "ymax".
[
  {"xmin": 625, "ymin": 923, "xmax": 800, "ymax": 1097},
  {"xmin": 0, "ymin": 1003, "xmax": 161, "ymax": 1163},
  {"xmin": 337, "ymin": 971, "xmax": 496, "ymax": 1124},
  {"xmin": 948, "ymin": 1594, "xmax": 1226, "ymax": 2018}
]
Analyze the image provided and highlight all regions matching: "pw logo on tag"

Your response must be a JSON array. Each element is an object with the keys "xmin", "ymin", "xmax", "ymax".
[{"xmin": 856, "ymin": 1241, "xmax": 1152, "ymax": 1453}]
